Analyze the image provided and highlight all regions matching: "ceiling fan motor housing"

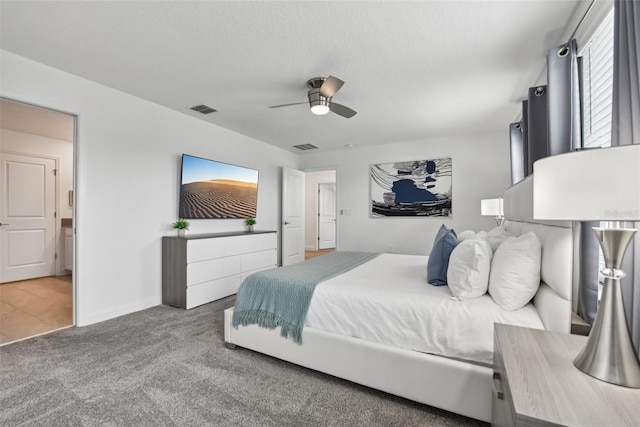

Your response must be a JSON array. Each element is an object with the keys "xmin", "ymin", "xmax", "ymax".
[
  {"xmin": 308, "ymin": 87, "xmax": 331, "ymax": 109},
  {"xmin": 307, "ymin": 78, "xmax": 331, "ymax": 113}
]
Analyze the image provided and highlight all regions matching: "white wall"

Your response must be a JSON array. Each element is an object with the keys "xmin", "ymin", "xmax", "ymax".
[
  {"xmin": 299, "ymin": 134, "xmax": 511, "ymax": 255},
  {"xmin": 304, "ymin": 170, "xmax": 336, "ymax": 250},
  {"xmin": 1, "ymin": 50, "xmax": 298, "ymax": 326},
  {"xmin": 1, "ymin": 128, "xmax": 74, "ymax": 275}
]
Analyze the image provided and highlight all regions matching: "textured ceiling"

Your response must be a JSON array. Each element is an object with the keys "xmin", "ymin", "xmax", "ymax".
[{"xmin": 0, "ymin": 1, "xmax": 587, "ymax": 153}]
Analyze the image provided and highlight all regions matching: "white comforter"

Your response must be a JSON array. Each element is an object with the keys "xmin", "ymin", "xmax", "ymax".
[{"xmin": 305, "ymin": 253, "xmax": 544, "ymax": 365}]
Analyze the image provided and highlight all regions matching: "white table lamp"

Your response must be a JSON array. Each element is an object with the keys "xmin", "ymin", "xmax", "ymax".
[
  {"xmin": 533, "ymin": 144, "xmax": 640, "ymax": 388},
  {"xmin": 481, "ymin": 198, "xmax": 504, "ymax": 226}
]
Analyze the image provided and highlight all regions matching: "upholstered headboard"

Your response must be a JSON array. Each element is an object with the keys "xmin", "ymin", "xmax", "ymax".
[{"xmin": 502, "ymin": 176, "xmax": 574, "ymax": 334}]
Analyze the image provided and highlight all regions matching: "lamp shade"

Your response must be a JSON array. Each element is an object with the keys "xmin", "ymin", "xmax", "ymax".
[
  {"xmin": 533, "ymin": 145, "xmax": 640, "ymax": 221},
  {"xmin": 481, "ymin": 198, "xmax": 503, "ymax": 216}
]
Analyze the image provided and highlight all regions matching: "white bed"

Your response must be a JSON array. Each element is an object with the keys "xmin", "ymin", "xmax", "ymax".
[
  {"xmin": 223, "ymin": 176, "xmax": 574, "ymax": 422},
  {"xmin": 305, "ymin": 253, "xmax": 544, "ymax": 366}
]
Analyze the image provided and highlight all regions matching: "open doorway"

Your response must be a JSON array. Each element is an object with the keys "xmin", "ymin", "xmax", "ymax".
[
  {"xmin": 304, "ymin": 170, "xmax": 336, "ymax": 260},
  {"xmin": 0, "ymin": 98, "xmax": 76, "ymax": 345}
]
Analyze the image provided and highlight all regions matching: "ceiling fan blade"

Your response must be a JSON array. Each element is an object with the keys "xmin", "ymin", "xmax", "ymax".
[
  {"xmin": 330, "ymin": 102, "xmax": 357, "ymax": 118},
  {"xmin": 320, "ymin": 76, "xmax": 345, "ymax": 98},
  {"xmin": 268, "ymin": 101, "xmax": 308, "ymax": 109}
]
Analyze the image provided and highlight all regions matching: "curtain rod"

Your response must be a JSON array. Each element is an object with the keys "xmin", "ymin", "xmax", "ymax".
[{"xmin": 566, "ymin": 0, "xmax": 598, "ymax": 45}]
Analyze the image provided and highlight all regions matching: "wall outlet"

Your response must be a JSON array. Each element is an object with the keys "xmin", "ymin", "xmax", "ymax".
[{"xmin": 387, "ymin": 245, "xmax": 393, "ymax": 253}]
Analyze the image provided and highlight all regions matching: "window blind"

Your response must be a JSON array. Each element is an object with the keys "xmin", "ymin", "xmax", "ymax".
[{"xmin": 582, "ymin": 10, "xmax": 614, "ymax": 149}]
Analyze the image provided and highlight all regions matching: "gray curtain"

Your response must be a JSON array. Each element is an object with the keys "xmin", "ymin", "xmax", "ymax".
[
  {"xmin": 526, "ymin": 86, "xmax": 548, "ymax": 175},
  {"xmin": 611, "ymin": 0, "xmax": 640, "ymax": 354},
  {"xmin": 521, "ymin": 100, "xmax": 530, "ymax": 177},
  {"xmin": 578, "ymin": 221, "xmax": 600, "ymax": 324},
  {"xmin": 547, "ymin": 40, "xmax": 582, "ymax": 154},
  {"xmin": 509, "ymin": 122, "xmax": 524, "ymax": 184},
  {"xmin": 578, "ymin": 55, "xmax": 585, "ymax": 145}
]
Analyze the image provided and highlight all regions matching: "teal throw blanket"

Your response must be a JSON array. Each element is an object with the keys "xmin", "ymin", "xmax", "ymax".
[{"xmin": 232, "ymin": 251, "xmax": 379, "ymax": 344}]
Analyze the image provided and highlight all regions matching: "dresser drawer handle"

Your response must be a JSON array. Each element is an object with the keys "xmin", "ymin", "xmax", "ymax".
[
  {"xmin": 493, "ymin": 372, "xmax": 501, "ymax": 381},
  {"xmin": 496, "ymin": 391, "xmax": 504, "ymax": 401}
]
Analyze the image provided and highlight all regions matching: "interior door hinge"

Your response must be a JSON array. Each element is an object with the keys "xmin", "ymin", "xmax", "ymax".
[
  {"xmin": 55, "ymin": 253, "xmax": 58, "ymax": 259},
  {"xmin": 54, "ymin": 211, "xmax": 57, "ymax": 218},
  {"xmin": 52, "ymin": 169, "xmax": 57, "ymax": 176}
]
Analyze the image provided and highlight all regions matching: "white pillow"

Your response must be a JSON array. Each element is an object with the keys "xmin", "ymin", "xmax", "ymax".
[
  {"xmin": 488, "ymin": 232, "xmax": 542, "ymax": 311},
  {"xmin": 447, "ymin": 236, "xmax": 492, "ymax": 299},
  {"xmin": 486, "ymin": 226, "xmax": 512, "ymax": 252},
  {"xmin": 457, "ymin": 230, "xmax": 477, "ymax": 242}
]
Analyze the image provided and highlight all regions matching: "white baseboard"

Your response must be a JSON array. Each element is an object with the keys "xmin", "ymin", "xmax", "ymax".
[{"xmin": 76, "ymin": 296, "xmax": 162, "ymax": 327}]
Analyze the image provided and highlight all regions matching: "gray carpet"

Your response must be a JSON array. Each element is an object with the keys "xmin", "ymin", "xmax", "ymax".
[{"xmin": 0, "ymin": 296, "xmax": 488, "ymax": 426}]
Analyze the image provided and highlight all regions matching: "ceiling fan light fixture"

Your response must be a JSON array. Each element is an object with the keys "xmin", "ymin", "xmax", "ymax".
[
  {"xmin": 310, "ymin": 104, "xmax": 330, "ymax": 115},
  {"xmin": 308, "ymin": 87, "xmax": 330, "ymax": 115}
]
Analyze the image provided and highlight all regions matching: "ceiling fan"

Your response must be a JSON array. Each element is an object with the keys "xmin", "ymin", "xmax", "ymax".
[{"xmin": 269, "ymin": 76, "xmax": 357, "ymax": 118}]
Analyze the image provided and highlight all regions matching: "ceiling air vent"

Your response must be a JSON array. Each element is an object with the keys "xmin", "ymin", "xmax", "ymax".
[
  {"xmin": 190, "ymin": 104, "xmax": 217, "ymax": 114},
  {"xmin": 293, "ymin": 144, "xmax": 319, "ymax": 151}
]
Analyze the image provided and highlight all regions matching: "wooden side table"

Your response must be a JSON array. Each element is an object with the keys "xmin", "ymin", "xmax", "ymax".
[{"xmin": 492, "ymin": 323, "xmax": 640, "ymax": 426}]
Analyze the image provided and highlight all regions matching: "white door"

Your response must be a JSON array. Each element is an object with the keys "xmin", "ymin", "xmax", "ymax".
[
  {"xmin": 318, "ymin": 183, "xmax": 336, "ymax": 249},
  {"xmin": 0, "ymin": 153, "xmax": 57, "ymax": 283},
  {"xmin": 282, "ymin": 167, "xmax": 305, "ymax": 266}
]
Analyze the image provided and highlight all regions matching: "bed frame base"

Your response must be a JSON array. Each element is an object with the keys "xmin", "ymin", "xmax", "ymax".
[{"xmin": 224, "ymin": 308, "xmax": 492, "ymax": 422}]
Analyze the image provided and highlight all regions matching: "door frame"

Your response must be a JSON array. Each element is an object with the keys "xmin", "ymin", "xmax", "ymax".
[
  {"xmin": 303, "ymin": 168, "xmax": 338, "ymax": 251},
  {"xmin": 1, "ymin": 96, "xmax": 78, "ymax": 327}
]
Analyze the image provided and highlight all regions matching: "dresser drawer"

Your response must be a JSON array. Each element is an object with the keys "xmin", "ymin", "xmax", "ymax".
[
  {"xmin": 491, "ymin": 370, "xmax": 515, "ymax": 427},
  {"xmin": 241, "ymin": 248, "xmax": 277, "ymax": 272},
  {"xmin": 186, "ymin": 275, "xmax": 241, "ymax": 309},
  {"xmin": 187, "ymin": 233, "xmax": 276, "ymax": 263},
  {"xmin": 492, "ymin": 330, "xmax": 516, "ymax": 427},
  {"xmin": 245, "ymin": 232, "xmax": 277, "ymax": 252},
  {"xmin": 187, "ymin": 255, "xmax": 241, "ymax": 286}
]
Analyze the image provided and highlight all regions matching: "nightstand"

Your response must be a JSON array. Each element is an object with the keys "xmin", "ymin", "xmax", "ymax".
[
  {"xmin": 492, "ymin": 324, "xmax": 640, "ymax": 426},
  {"xmin": 570, "ymin": 311, "xmax": 591, "ymax": 336}
]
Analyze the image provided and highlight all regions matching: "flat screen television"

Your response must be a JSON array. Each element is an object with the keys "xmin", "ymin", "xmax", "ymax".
[{"xmin": 179, "ymin": 154, "xmax": 259, "ymax": 219}]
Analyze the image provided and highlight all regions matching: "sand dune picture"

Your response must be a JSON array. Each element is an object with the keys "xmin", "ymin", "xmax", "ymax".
[
  {"xmin": 180, "ymin": 179, "xmax": 257, "ymax": 219},
  {"xmin": 179, "ymin": 155, "xmax": 259, "ymax": 219}
]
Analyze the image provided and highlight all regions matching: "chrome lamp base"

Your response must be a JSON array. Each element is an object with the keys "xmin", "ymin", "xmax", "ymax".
[{"xmin": 573, "ymin": 226, "xmax": 640, "ymax": 388}]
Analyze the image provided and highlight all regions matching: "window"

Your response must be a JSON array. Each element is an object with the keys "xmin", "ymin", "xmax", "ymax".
[{"xmin": 581, "ymin": 10, "xmax": 614, "ymax": 149}]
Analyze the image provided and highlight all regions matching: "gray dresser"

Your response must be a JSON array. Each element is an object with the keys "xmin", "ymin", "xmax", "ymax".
[{"xmin": 162, "ymin": 231, "xmax": 277, "ymax": 309}]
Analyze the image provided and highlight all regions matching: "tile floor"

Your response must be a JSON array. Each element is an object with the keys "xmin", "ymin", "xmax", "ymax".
[
  {"xmin": 0, "ymin": 275, "xmax": 73, "ymax": 345},
  {"xmin": 305, "ymin": 248, "xmax": 335, "ymax": 260}
]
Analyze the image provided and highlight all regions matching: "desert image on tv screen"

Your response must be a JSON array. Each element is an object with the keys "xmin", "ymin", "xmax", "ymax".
[{"xmin": 179, "ymin": 155, "xmax": 258, "ymax": 219}]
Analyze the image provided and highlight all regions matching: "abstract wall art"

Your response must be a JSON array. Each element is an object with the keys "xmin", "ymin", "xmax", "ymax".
[{"xmin": 370, "ymin": 158, "xmax": 452, "ymax": 217}]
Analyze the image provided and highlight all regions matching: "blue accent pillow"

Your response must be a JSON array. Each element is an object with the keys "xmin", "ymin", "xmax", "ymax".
[{"xmin": 427, "ymin": 224, "xmax": 458, "ymax": 286}]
